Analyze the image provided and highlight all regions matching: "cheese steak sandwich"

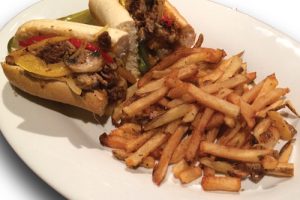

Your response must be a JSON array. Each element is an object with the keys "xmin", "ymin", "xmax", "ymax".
[
  {"xmin": 1, "ymin": 19, "xmax": 133, "ymax": 115},
  {"xmin": 89, "ymin": 0, "xmax": 196, "ymax": 75}
]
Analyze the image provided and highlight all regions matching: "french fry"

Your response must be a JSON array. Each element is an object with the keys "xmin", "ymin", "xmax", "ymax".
[
  {"xmin": 117, "ymin": 66, "xmax": 137, "ymax": 84},
  {"xmin": 166, "ymin": 99, "xmax": 185, "ymax": 108},
  {"xmin": 141, "ymin": 156, "xmax": 156, "ymax": 169},
  {"xmin": 217, "ymin": 55, "xmax": 242, "ymax": 82},
  {"xmin": 241, "ymin": 79, "xmax": 264, "ymax": 103},
  {"xmin": 203, "ymin": 166, "xmax": 215, "ymax": 177},
  {"xmin": 206, "ymin": 113, "xmax": 224, "ymax": 129},
  {"xmin": 217, "ymin": 88, "xmax": 235, "ymax": 99},
  {"xmin": 198, "ymin": 61, "xmax": 229, "ymax": 85},
  {"xmin": 182, "ymin": 104, "xmax": 199, "ymax": 123},
  {"xmin": 285, "ymin": 100, "xmax": 300, "ymax": 117},
  {"xmin": 224, "ymin": 116, "xmax": 236, "ymax": 128},
  {"xmin": 173, "ymin": 159, "xmax": 189, "ymax": 178},
  {"xmin": 236, "ymin": 51, "xmax": 245, "ymax": 57},
  {"xmin": 266, "ymin": 163, "xmax": 294, "ymax": 177},
  {"xmin": 136, "ymin": 78, "xmax": 166, "ymax": 95},
  {"xmin": 158, "ymin": 97, "xmax": 170, "ymax": 107},
  {"xmin": 234, "ymin": 84, "xmax": 245, "ymax": 96},
  {"xmin": 178, "ymin": 166, "xmax": 202, "ymax": 184},
  {"xmin": 218, "ymin": 123, "xmax": 241, "ymax": 145},
  {"xmin": 200, "ymin": 141, "xmax": 273, "ymax": 162},
  {"xmin": 240, "ymin": 100, "xmax": 256, "ymax": 128},
  {"xmin": 168, "ymin": 48, "xmax": 225, "ymax": 70},
  {"xmin": 240, "ymin": 62, "xmax": 247, "ymax": 75},
  {"xmin": 200, "ymin": 157, "xmax": 248, "ymax": 178},
  {"xmin": 227, "ymin": 92, "xmax": 241, "ymax": 105},
  {"xmin": 167, "ymin": 87, "xmax": 185, "ymax": 99},
  {"xmin": 252, "ymin": 88, "xmax": 290, "ymax": 112},
  {"xmin": 113, "ymin": 149, "xmax": 156, "ymax": 169},
  {"xmin": 199, "ymin": 58, "xmax": 233, "ymax": 84},
  {"xmin": 193, "ymin": 33, "xmax": 204, "ymax": 48},
  {"xmin": 165, "ymin": 66, "xmax": 199, "ymax": 87},
  {"xmin": 201, "ymin": 176, "xmax": 241, "ymax": 192},
  {"xmin": 125, "ymin": 132, "xmax": 168, "ymax": 168},
  {"xmin": 123, "ymin": 87, "xmax": 168, "ymax": 117},
  {"xmin": 201, "ymin": 74, "xmax": 250, "ymax": 94},
  {"xmin": 164, "ymin": 119, "xmax": 182, "ymax": 134},
  {"xmin": 205, "ymin": 128, "xmax": 219, "ymax": 143},
  {"xmin": 257, "ymin": 126, "xmax": 280, "ymax": 149},
  {"xmin": 253, "ymin": 74, "xmax": 278, "ymax": 101},
  {"xmin": 164, "ymin": 65, "xmax": 199, "ymax": 89},
  {"xmin": 137, "ymin": 47, "xmax": 204, "ymax": 88},
  {"xmin": 126, "ymin": 83, "xmax": 138, "ymax": 100},
  {"xmin": 170, "ymin": 135, "xmax": 191, "ymax": 164},
  {"xmin": 226, "ymin": 131, "xmax": 248, "ymax": 148},
  {"xmin": 151, "ymin": 69, "xmax": 172, "ymax": 79},
  {"xmin": 253, "ymin": 118, "xmax": 272, "ymax": 141},
  {"xmin": 181, "ymin": 94, "xmax": 196, "ymax": 103},
  {"xmin": 186, "ymin": 107, "xmax": 214, "ymax": 162},
  {"xmin": 153, "ymin": 126, "xmax": 188, "ymax": 185},
  {"xmin": 150, "ymin": 143, "xmax": 166, "ymax": 160},
  {"xmin": 144, "ymin": 104, "xmax": 193, "ymax": 131},
  {"xmin": 125, "ymin": 130, "xmax": 155, "ymax": 152},
  {"xmin": 268, "ymin": 111, "xmax": 295, "ymax": 140},
  {"xmin": 256, "ymin": 99, "xmax": 286, "ymax": 118},
  {"xmin": 100, "ymin": 133, "xmax": 129, "ymax": 150},
  {"xmin": 279, "ymin": 139, "xmax": 295, "ymax": 163},
  {"xmin": 102, "ymin": 45, "xmax": 298, "ymax": 192},
  {"xmin": 113, "ymin": 149, "xmax": 130, "ymax": 160},
  {"xmin": 110, "ymin": 123, "xmax": 141, "ymax": 139},
  {"xmin": 112, "ymin": 102, "xmax": 126, "ymax": 124},
  {"xmin": 175, "ymin": 64, "xmax": 199, "ymax": 79},
  {"xmin": 167, "ymin": 83, "xmax": 199, "ymax": 104},
  {"xmin": 262, "ymin": 155, "xmax": 278, "ymax": 170},
  {"xmin": 185, "ymin": 83, "xmax": 240, "ymax": 118}
]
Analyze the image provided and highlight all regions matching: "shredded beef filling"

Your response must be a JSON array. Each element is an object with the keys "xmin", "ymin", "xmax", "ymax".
[
  {"xmin": 36, "ymin": 41, "xmax": 75, "ymax": 64},
  {"xmin": 107, "ymin": 87, "xmax": 126, "ymax": 102},
  {"xmin": 126, "ymin": 0, "xmax": 180, "ymax": 65},
  {"xmin": 74, "ymin": 64, "xmax": 126, "ymax": 103},
  {"xmin": 98, "ymin": 31, "xmax": 112, "ymax": 52}
]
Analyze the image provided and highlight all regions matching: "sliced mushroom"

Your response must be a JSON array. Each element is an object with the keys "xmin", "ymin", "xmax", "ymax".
[{"xmin": 65, "ymin": 50, "xmax": 103, "ymax": 73}]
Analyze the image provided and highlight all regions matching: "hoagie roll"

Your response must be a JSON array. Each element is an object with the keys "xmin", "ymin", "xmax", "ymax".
[
  {"xmin": 2, "ymin": 19, "xmax": 133, "ymax": 115},
  {"xmin": 89, "ymin": 0, "xmax": 196, "ymax": 73}
]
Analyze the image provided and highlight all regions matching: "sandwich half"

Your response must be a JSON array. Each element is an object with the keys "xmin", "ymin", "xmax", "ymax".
[
  {"xmin": 2, "ymin": 19, "xmax": 133, "ymax": 115},
  {"xmin": 89, "ymin": 0, "xmax": 196, "ymax": 74}
]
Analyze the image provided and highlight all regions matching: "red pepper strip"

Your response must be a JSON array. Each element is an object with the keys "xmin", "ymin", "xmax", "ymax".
[
  {"xmin": 68, "ymin": 38, "xmax": 99, "ymax": 52},
  {"xmin": 86, "ymin": 43, "xmax": 99, "ymax": 52},
  {"xmin": 19, "ymin": 36, "xmax": 114, "ymax": 63},
  {"xmin": 68, "ymin": 38, "xmax": 114, "ymax": 63},
  {"xmin": 161, "ymin": 15, "xmax": 173, "ymax": 27},
  {"xmin": 19, "ymin": 35, "xmax": 54, "ymax": 47},
  {"xmin": 101, "ymin": 51, "xmax": 113, "ymax": 64},
  {"xmin": 68, "ymin": 38, "xmax": 83, "ymax": 49}
]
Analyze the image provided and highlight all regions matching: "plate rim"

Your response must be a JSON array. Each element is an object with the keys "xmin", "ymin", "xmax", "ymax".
[{"xmin": 0, "ymin": 0, "xmax": 300, "ymax": 199}]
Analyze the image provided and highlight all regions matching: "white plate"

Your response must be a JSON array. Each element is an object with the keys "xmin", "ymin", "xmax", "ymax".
[{"xmin": 0, "ymin": 0, "xmax": 299, "ymax": 199}]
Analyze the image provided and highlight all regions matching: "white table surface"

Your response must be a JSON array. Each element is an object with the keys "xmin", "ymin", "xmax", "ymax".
[{"xmin": 0, "ymin": 0, "xmax": 299, "ymax": 199}]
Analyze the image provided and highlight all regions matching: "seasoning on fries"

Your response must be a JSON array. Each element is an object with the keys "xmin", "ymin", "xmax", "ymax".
[{"xmin": 99, "ymin": 42, "xmax": 298, "ymax": 193}]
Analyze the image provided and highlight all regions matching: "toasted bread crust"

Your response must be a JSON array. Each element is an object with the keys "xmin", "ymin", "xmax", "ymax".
[
  {"xmin": 15, "ymin": 19, "xmax": 130, "ymax": 57},
  {"xmin": 164, "ymin": 1, "xmax": 196, "ymax": 47},
  {"xmin": 2, "ymin": 63, "xmax": 108, "ymax": 115}
]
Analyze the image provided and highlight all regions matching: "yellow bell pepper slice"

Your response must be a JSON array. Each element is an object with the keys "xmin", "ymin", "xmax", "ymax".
[
  {"xmin": 119, "ymin": 0, "xmax": 126, "ymax": 7},
  {"xmin": 15, "ymin": 53, "xmax": 71, "ymax": 78}
]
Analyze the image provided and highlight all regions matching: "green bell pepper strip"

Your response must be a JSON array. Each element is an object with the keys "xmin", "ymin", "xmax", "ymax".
[
  {"xmin": 138, "ymin": 43, "xmax": 151, "ymax": 74},
  {"xmin": 58, "ymin": 9, "xmax": 97, "ymax": 25}
]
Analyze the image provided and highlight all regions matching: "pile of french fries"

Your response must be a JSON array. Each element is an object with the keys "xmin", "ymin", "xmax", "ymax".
[{"xmin": 100, "ymin": 39, "xmax": 298, "ymax": 192}]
